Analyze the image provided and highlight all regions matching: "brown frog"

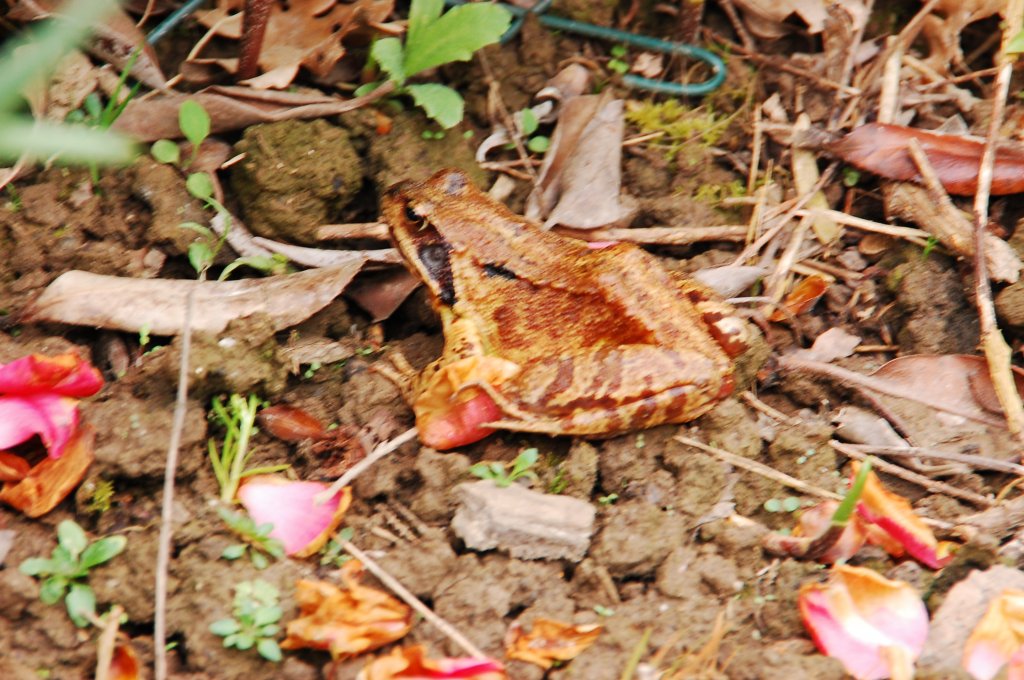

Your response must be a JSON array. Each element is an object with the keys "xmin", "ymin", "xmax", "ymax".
[{"xmin": 381, "ymin": 168, "xmax": 749, "ymax": 450}]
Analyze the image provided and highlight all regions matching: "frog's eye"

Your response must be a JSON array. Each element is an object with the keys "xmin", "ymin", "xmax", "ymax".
[
  {"xmin": 404, "ymin": 204, "xmax": 422, "ymax": 224},
  {"xmin": 418, "ymin": 243, "xmax": 448, "ymax": 270}
]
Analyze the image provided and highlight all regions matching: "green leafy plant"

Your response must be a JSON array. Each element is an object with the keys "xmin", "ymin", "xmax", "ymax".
[
  {"xmin": 151, "ymin": 101, "xmax": 287, "ymax": 279},
  {"xmin": 319, "ymin": 527, "xmax": 355, "ymax": 568},
  {"xmin": 19, "ymin": 520, "xmax": 126, "ymax": 627},
  {"xmin": 218, "ymin": 507, "xmax": 286, "ymax": 569},
  {"xmin": 470, "ymin": 447, "xmax": 540, "ymax": 488},
  {"xmin": 209, "ymin": 580, "xmax": 283, "ymax": 662},
  {"xmin": 367, "ymin": 0, "xmax": 512, "ymax": 128},
  {"xmin": 208, "ymin": 394, "xmax": 290, "ymax": 503},
  {"xmin": 0, "ymin": 0, "xmax": 136, "ymax": 163},
  {"xmin": 519, "ymin": 108, "xmax": 550, "ymax": 154}
]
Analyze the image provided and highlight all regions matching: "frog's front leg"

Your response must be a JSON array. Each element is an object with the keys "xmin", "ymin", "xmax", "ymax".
[{"xmin": 475, "ymin": 344, "xmax": 734, "ymax": 436}]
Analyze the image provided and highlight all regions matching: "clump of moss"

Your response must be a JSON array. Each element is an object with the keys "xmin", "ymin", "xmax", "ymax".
[{"xmin": 625, "ymin": 99, "xmax": 730, "ymax": 167}]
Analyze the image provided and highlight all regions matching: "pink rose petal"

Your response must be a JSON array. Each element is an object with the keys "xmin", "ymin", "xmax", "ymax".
[
  {"xmin": 238, "ymin": 476, "xmax": 352, "ymax": 556},
  {"xmin": 0, "ymin": 353, "xmax": 103, "ymax": 398},
  {"xmin": 0, "ymin": 394, "xmax": 80, "ymax": 459},
  {"xmin": 800, "ymin": 565, "xmax": 928, "ymax": 680}
]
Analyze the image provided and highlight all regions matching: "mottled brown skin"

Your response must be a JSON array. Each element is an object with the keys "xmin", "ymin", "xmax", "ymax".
[{"xmin": 382, "ymin": 168, "xmax": 749, "ymax": 448}]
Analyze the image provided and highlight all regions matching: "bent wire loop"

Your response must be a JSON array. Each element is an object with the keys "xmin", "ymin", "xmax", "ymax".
[{"xmin": 453, "ymin": 0, "xmax": 727, "ymax": 96}]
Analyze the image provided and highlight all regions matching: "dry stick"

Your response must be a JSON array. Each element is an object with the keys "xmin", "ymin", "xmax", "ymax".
[
  {"xmin": 830, "ymin": 441, "xmax": 994, "ymax": 508},
  {"xmin": 906, "ymin": 139, "xmax": 978, "ymax": 256},
  {"xmin": 674, "ymin": 435, "xmax": 843, "ymax": 501},
  {"xmin": 342, "ymin": 540, "xmax": 489, "ymax": 658},
  {"xmin": 972, "ymin": 0, "xmax": 1024, "ymax": 439},
  {"xmin": 154, "ymin": 289, "xmax": 195, "ymax": 680},
  {"xmin": 315, "ymin": 427, "xmax": 418, "ymax": 504},
  {"xmin": 777, "ymin": 355, "xmax": 1007, "ymax": 427},
  {"xmin": 828, "ymin": 0, "xmax": 875, "ymax": 132},
  {"xmin": 238, "ymin": 0, "xmax": 274, "ymax": 80},
  {"xmin": 797, "ymin": 208, "xmax": 930, "ymax": 244},
  {"xmin": 94, "ymin": 604, "xmax": 125, "ymax": 680},
  {"xmin": 838, "ymin": 443, "xmax": 1024, "ymax": 476}
]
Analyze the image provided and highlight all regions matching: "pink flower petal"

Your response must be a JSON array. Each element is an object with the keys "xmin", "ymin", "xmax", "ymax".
[
  {"xmin": 238, "ymin": 476, "xmax": 352, "ymax": 556},
  {"xmin": 0, "ymin": 395, "xmax": 80, "ymax": 459},
  {"xmin": 0, "ymin": 353, "xmax": 103, "ymax": 398},
  {"xmin": 800, "ymin": 565, "xmax": 928, "ymax": 680},
  {"xmin": 963, "ymin": 590, "xmax": 1024, "ymax": 680}
]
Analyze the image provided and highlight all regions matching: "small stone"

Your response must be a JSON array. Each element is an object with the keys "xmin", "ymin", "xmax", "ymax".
[{"xmin": 451, "ymin": 481, "xmax": 595, "ymax": 561}]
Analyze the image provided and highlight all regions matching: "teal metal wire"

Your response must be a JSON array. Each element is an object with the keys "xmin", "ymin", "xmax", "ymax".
[{"xmin": 449, "ymin": 0, "xmax": 727, "ymax": 96}]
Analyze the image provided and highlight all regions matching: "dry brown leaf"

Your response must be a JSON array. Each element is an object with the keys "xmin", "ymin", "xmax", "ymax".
[
  {"xmin": 770, "ymin": 275, "xmax": 829, "ymax": 321},
  {"xmin": 345, "ymin": 269, "xmax": 421, "ymax": 321},
  {"xmin": 22, "ymin": 262, "xmax": 365, "ymax": 336},
  {"xmin": 790, "ymin": 327, "xmax": 861, "ymax": 363},
  {"xmin": 9, "ymin": 0, "xmax": 167, "ymax": 89},
  {"xmin": 193, "ymin": 0, "xmax": 393, "ymax": 88},
  {"xmin": 505, "ymin": 618, "xmax": 601, "ymax": 669},
  {"xmin": 0, "ymin": 452, "xmax": 31, "ymax": 482},
  {"xmin": 107, "ymin": 642, "xmax": 141, "ymax": 680},
  {"xmin": 111, "ymin": 84, "xmax": 393, "ymax": 141},
  {"xmin": 0, "ymin": 423, "xmax": 94, "ymax": 517},
  {"xmin": 281, "ymin": 562, "xmax": 413, "ymax": 659},
  {"xmin": 731, "ymin": 0, "xmax": 828, "ymax": 38},
  {"xmin": 526, "ymin": 93, "xmax": 636, "ymax": 230}
]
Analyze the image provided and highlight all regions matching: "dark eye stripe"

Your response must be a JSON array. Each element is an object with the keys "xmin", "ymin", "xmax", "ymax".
[{"xmin": 417, "ymin": 243, "xmax": 455, "ymax": 305}]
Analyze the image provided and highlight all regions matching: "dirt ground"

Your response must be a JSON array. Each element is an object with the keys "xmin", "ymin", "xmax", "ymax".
[{"xmin": 2, "ymin": 0, "xmax": 1024, "ymax": 678}]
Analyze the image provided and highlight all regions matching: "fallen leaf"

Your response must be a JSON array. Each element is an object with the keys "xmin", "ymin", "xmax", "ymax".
[
  {"xmin": 792, "ymin": 114, "xmax": 839, "ymax": 243},
  {"xmin": 762, "ymin": 500, "xmax": 868, "ymax": 564},
  {"xmin": 831, "ymin": 123, "xmax": 1024, "ymax": 196},
  {"xmin": 193, "ymin": 0, "xmax": 393, "ymax": 87},
  {"xmin": 0, "ymin": 423, "xmax": 95, "ymax": 517},
  {"xmin": 505, "ymin": 618, "xmax": 601, "ymax": 669},
  {"xmin": 770, "ymin": 275, "xmax": 829, "ymax": 321},
  {"xmin": 358, "ymin": 645, "xmax": 506, "ymax": 679},
  {"xmin": 112, "ymin": 83, "xmax": 395, "ymax": 142},
  {"xmin": 237, "ymin": 476, "xmax": 352, "ymax": 556},
  {"xmin": 0, "ymin": 452, "xmax": 31, "ymax": 482},
  {"xmin": 281, "ymin": 563, "xmax": 413, "ymax": 659},
  {"xmin": 345, "ymin": 269, "xmax": 422, "ymax": 321},
  {"xmin": 962, "ymin": 590, "xmax": 1024, "ymax": 680},
  {"xmin": 731, "ymin": 0, "xmax": 829, "ymax": 38},
  {"xmin": 107, "ymin": 642, "xmax": 141, "ymax": 680},
  {"xmin": 22, "ymin": 262, "xmax": 365, "ymax": 336},
  {"xmin": 526, "ymin": 92, "xmax": 636, "ymax": 230},
  {"xmin": 800, "ymin": 564, "xmax": 928, "ymax": 680},
  {"xmin": 790, "ymin": 327, "xmax": 861, "ymax": 363}
]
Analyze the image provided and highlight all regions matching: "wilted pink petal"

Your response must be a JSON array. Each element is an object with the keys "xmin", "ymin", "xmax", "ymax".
[
  {"xmin": 0, "ymin": 394, "xmax": 80, "ymax": 459},
  {"xmin": 963, "ymin": 590, "xmax": 1024, "ymax": 680},
  {"xmin": 0, "ymin": 353, "xmax": 103, "ymax": 397},
  {"xmin": 800, "ymin": 564, "xmax": 928, "ymax": 680},
  {"xmin": 853, "ymin": 462, "xmax": 953, "ymax": 569},
  {"xmin": 762, "ymin": 500, "xmax": 868, "ymax": 564},
  {"xmin": 238, "ymin": 476, "xmax": 352, "ymax": 556}
]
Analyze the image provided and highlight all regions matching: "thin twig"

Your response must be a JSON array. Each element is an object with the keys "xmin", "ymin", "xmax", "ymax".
[
  {"xmin": 837, "ymin": 443, "xmax": 1024, "ymax": 475},
  {"xmin": 740, "ymin": 390, "xmax": 800, "ymax": 426},
  {"xmin": 830, "ymin": 441, "xmax": 994, "ymax": 508},
  {"xmin": 316, "ymin": 222, "xmax": 389, "ymax": 241},
  {"xmin": 316, "ymin": 427, "xmax": 418, "ymax": 503},
  {"xmin": 674, "ymin": 436, "xmax": 843, "ymax": 501},
  {"xmin": 94, "ymin": 604, "xmax": 125, "ymax": 680},
  {"xmin": 972, "ymin": 0, "xmax": 1024, "ymax": 437},
  {"xmin": 154, "ymin": 289, "xmax": 195, "ymax": 680},
  {"xmin": 342, "ymin": 541, "xmax": 489, "ymax": 658}
]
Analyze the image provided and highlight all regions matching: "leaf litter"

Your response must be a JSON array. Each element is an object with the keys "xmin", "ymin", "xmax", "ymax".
[{"xmin": 11, "ymin": 0, "xmax": 1024, "ymax": 677}]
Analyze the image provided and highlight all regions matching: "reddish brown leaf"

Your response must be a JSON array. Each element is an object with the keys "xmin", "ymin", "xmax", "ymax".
[
  {"xmin": 830, "ymin": 123, "xmax": 1024, "ymax": 196},
  {"xmin": 108, "ymin": 642, "xmax": 141, "ymax": 680},
  {"xmin": 259, "ymin": 404, "xmax": 328, "ymax": 442},
  {"xmin": 0, "ymin": 452, "xmax": 31, "ymax": 482},
  {"xmin": 0, "ymin": 424, "xmax": 94, "ymax": 517},
  {"xmin": 770, "ymin": 275, "xmax": 829, "ymax": 321}
]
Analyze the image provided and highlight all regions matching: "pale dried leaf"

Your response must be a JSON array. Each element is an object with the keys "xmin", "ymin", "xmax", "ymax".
[
  {"xmin": 23, "ymin": 263, "xmax": 365, "ymax": 335},
  {"xmin": 790, "ymin": 327, "xmax": 861, "ymax": 363}
]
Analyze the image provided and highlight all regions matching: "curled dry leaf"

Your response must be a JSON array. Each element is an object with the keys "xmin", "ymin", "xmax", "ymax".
[
  {"xmin": 0, "ymin": 423, "xmax": 95, "ymax": 517},
  {"xmin": 800, "ymin": 564, "xmax": 928, "ymax": 680},
  {"xmin": 281, "ymin": 562, "xmax": 414, "ymax": 659},
  {"xmin": 358, "ymin": 645, "xmax": 506, "ymax": 680},
  {"xmin": 831, "ymin": 123, "xmax": 1024, "ymax": 196},
  {"xmin": 193, "ymin": 0, "xmax": 393, "ymax": 88},
  {"xmin": 789, "ymin": 327, "xmax": 862, "ymax": 363},
  {"xmin": 962, "ymin": 589, "xmax": 1024, "ymax": 680},
  {"xmin": 526, "ymin": 93, "xmax": 636, "ymax": 230},
  {"xmin": 22, "ymin": 262, "xmax": 365, "ymax": 336},
  {"xmin": 505, "ymin": 618, "xmax": 601, "ymax": 669}
]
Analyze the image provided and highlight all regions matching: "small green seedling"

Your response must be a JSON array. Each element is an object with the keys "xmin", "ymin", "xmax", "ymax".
[
  {"xmin": 218, "ymin": 507, "xmax": 286, "ymax": 569},
  {"xmin": 469, "ymin": 447, "xmax": 540, "ymax": 488},
  {"xmin": 208, "ymin": 394, "xmax": 290, "ymax": 503},
  {"xmin": 209, "ymin": 580, "xmax": 283, "ymax": 662},
  {"xmin": 763, "ymin": 496, "xmax": 802, "ymax": 513},
  {"xmin": 598, "ymin": 493, "xmax": 619, "ymax": 505},
  {"xmin": 85, "ymin": 478, "xmax": 115, "ymax": 514},
  {"xmin": 366, "ymin": 0, "xmax": 511, "ymax": 128},
  {"xmin": 319, "ymin": 527, "xmax": 355, "ymax": 568},
  {"xmin": 19, "ymin": 520, "xmax": 126, "ymax": 627},
  {"xmin": 607, "ymin": 44, "xmax": 629, "ymax": 75},
  {"xmin": 519, "ymin": 108, "xmax": 550, "ymax": 154}
]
